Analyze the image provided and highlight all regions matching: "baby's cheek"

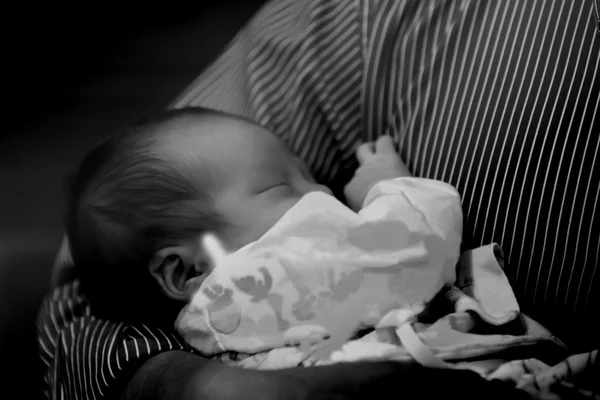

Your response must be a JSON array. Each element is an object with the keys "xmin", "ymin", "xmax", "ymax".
[
  {"xmin": 231, "ymin": 196, "xmax": 301, "ymax": 247},
  {"xmin": 264, "ymin": 196, "xmax": 298, "ymax": 221}
]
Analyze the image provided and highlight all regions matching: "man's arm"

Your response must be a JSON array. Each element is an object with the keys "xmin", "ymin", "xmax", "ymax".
[
  {"xmin": 123, "ymin": 350, "xmax": 532, "ymax": 400},
  {"xmin": 123, "ymin": 351, "xmax": 307, "ymax": 400}
]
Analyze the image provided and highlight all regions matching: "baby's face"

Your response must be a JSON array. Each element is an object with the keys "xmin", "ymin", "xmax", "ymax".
[{"xmin": 169, "ymin": 115, "xmax": 332, "ymax": 251}]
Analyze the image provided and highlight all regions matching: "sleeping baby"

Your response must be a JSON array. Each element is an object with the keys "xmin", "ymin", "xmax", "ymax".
[
  {"xmin": 154, "ymin": 108, "xmax": 563, "ymax": 373},
  {"xmin": 67, "ymin": 106, "xmax": 566, "ymax": 382}
]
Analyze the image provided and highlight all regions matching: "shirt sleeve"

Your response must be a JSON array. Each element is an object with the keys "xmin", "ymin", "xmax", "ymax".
[{"xmin": 36, "ymin": 280, "xmax": 194, "ymax": 400}]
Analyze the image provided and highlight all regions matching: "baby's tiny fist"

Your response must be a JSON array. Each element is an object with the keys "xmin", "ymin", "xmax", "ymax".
[{"xmin": 343, "ymin": 136, "xmax": 410, "ymax": 211}]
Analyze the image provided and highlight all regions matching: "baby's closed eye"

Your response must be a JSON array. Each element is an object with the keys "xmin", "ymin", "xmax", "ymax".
[{"xmin": 257, "ymin": 182, "xmax": 289, "ymax": 194}]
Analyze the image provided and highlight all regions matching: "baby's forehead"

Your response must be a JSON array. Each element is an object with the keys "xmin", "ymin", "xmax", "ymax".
[
  {"xmin": 163, "ymin": 114, "xmax": 286, "ymax": 150},
  {"xmin": 158, "ymin": 114, "xmax": 296, "ymax": 175}
]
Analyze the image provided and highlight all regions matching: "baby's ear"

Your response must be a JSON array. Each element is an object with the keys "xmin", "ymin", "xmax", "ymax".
[{"xmin": 148, "ymin": 241, "xmax": 209, "ymax": 301}]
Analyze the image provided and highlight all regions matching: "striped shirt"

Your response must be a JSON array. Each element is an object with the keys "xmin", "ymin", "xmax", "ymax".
[
  {"xmin": 39, "ymin": 0, "xmax": 599, "ymax": 398},
  {"xmin": 37, "ymin": 281, "xmax": 192, "ymax": 399}
]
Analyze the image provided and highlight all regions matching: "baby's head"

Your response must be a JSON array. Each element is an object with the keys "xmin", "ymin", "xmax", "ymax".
[{"xmin": 67, "ymin": 107, "xmax": 330, "ymax": 324}]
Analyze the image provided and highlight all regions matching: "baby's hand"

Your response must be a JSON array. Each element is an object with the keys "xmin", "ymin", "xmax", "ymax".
[{"xmin": 344, "ymin": 135, "xmax": 411, "ymax": 211}]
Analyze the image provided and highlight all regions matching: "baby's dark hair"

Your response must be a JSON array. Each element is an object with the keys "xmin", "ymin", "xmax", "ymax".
[{"xmin": 66, "ymin": 107, "xmax": 231, "ymax": 325}]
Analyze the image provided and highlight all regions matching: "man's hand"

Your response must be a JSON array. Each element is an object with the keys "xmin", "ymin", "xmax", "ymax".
[{"xmin": 344, "ymin": 135, "xmax": 411, "ymax": 211}]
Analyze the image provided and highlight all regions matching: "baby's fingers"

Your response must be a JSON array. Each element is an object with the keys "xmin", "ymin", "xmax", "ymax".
[
  {"xmin": 375, "ymin": 135, "xmax": 397, "ymax": 154},
  {"xmin": 356, "ymin": 142, "xmax": 375, "ymax": 163}
]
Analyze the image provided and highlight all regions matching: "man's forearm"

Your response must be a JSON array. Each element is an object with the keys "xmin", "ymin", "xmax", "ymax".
[
  {"xmin": 190, "ymin": 359, "xmax": 413, "ymax": 400},
  {"xmin": 124, "ymin": 351, "xmax": 531, "ymax": 400},
  {"xmin": 186, "ymin": 358, "xmax": 422, "ymax": 400},
  {"xmin": 192, "ymin": 360, "xmax": 534, "ymax": 400},
  {"xmin": 124, "ymin": 352, "xmax": 413, "ymax": 400},
  {"xmin": 124, "ymin": 351, "xmax": 310, "ymax": 400}
]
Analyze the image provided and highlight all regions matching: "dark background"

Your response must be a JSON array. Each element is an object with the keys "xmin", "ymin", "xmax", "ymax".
[{"xmin": 0, "ymin": 1, "xmax": 265, "ymax": 398}]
